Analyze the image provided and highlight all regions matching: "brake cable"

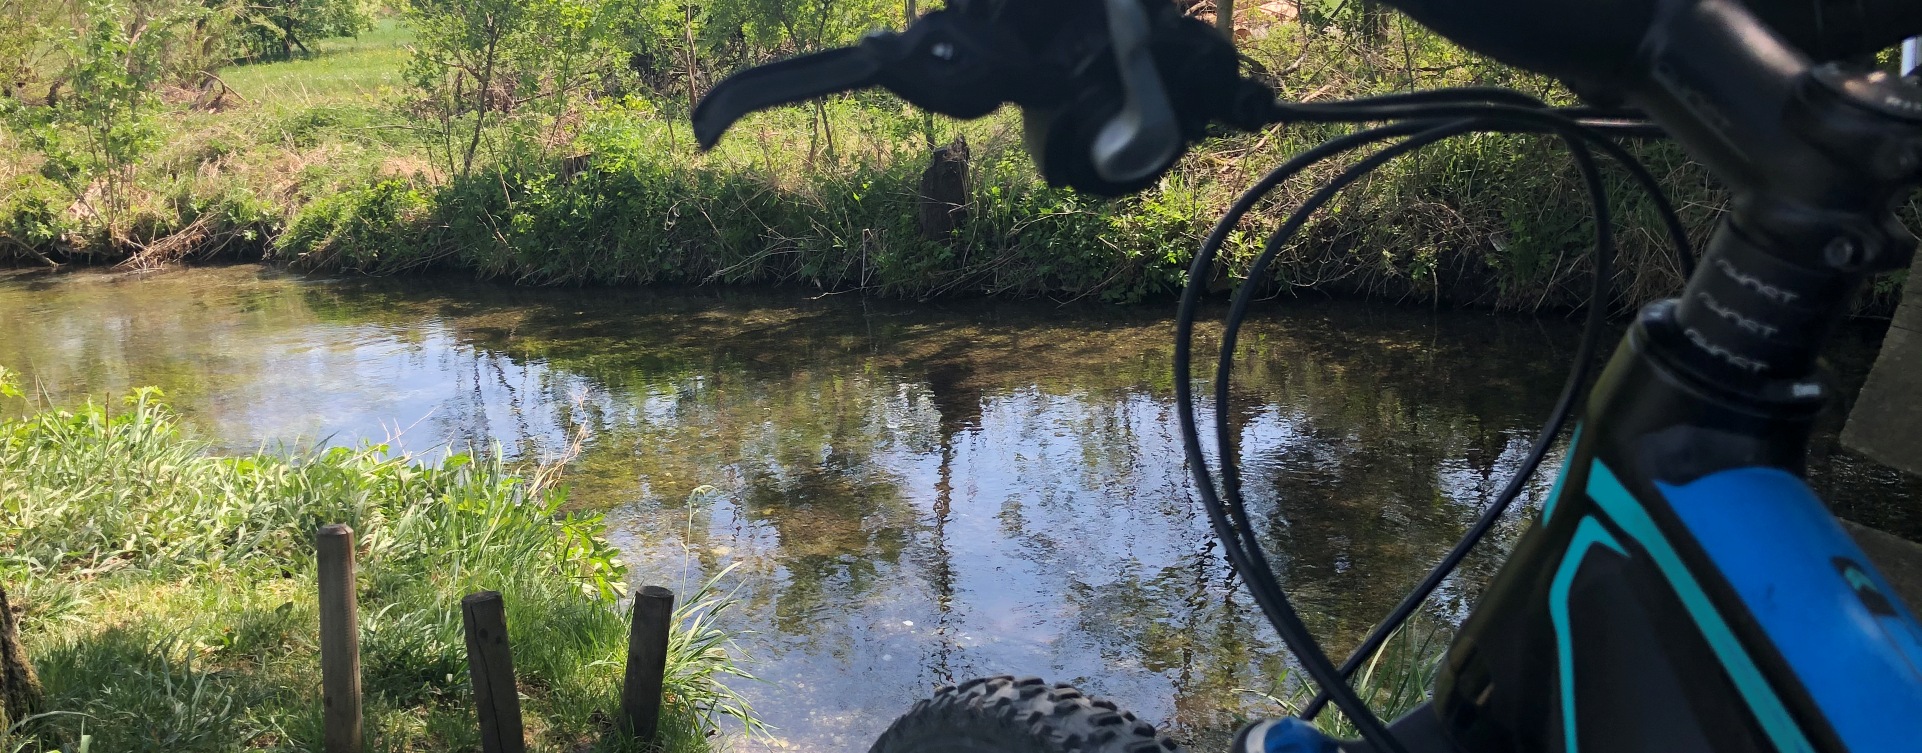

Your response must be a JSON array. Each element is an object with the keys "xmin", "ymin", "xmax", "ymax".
[
  {"xmin": 1177, "ymin": 99, "xmax": 1693, "ymax": 731},
  {"xmin": 686, "ymin": 5, "xmax": 1694, "ymax": 741}
]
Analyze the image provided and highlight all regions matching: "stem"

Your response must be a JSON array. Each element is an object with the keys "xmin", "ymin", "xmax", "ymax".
[{"xmin": 683, "ymin": 0, "xmax": 698, "ymax": 113}]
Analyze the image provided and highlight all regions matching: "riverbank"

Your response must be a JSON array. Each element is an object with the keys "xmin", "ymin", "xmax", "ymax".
[
  {"xmin": 11, "ymin": 17, "xmax": 1872, "ymax": 312},
  {"xmin": 0, "ymin": 372, "xmax": 754, "ymax": 752}
]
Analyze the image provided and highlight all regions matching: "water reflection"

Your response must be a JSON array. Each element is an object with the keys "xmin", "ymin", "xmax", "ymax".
[{"xmin": 0, "ymin": 265, "xmax": 1913, "ymax": 750}]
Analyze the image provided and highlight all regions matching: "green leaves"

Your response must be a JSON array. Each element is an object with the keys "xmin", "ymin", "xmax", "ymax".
[{"xmin": 230, "ymin": 0, "xmax": 371, "ymax": 61}]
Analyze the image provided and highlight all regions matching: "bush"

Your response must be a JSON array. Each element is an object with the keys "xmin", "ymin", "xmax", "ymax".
[
  {"xmin": 278, "ymin": 179, "xmax": 434, "ymax": 269},
  {"xmin": 0, "ymin": 174, "xmax": 73, "ymax": 259}
]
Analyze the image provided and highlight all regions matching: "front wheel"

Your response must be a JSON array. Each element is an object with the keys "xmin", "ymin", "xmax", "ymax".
[{"xmin": 868, "ymin": 675, "xmax": 1183, "ymax": 753}]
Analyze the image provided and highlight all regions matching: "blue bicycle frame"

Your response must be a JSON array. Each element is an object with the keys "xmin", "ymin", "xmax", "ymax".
[
  {"xmin": 1240, "ymin": 2, "xmax": 1922, "ymax": 751},
  {"xmin": 1409, "ymin": 323, "xmax": 1922, "ymax": 753}
]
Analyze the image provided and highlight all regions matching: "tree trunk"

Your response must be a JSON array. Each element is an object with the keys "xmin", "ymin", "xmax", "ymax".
[
  {"xmin": 464, "ymin": 17, "xmax": 503, "ymax": 178},
  {"xmin": 1359, "ymin": 0, "xmax": 1387, "ymax": 42},
  {"xmin": 1216, "ymin": 0, "xmax": 1235, "ymax": 42},
  {"xmin": 683, "ymin": 1, "xmax": 699, "ymax": 112},
  {"xmin": 0, "ymin": 585, "xmax": 42, "ymax": 731}
]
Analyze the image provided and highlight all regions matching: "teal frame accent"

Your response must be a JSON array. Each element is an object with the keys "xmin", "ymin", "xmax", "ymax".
[
  {"xmin": 1550, "ymin": 516, "xmax": 1625, "ymax": 753},
  {"xmin": 1539, "ymin": 425, "xmax": 1582, "ymax": 524},
  {"xmin": 1581, "ymin": 460, "xmax": 1816, "ymax": 753}
]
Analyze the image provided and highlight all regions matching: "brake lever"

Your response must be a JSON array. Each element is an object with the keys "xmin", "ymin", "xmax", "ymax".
[
  {"xmin": 692, "ymin": 0, "xmax": 1266, "ymax": 196},
  {"xmin": 693, "ymin": 10, "xmax": 1036, "ymax": 150}
]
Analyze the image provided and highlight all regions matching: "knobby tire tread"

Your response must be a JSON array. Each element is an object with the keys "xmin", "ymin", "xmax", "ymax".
[{"xmin": 867, "ymin": 675, "xmax": 1182, "ymax": 753}]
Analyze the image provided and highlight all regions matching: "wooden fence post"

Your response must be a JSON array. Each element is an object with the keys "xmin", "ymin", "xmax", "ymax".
[
  {"xmin": 316, "ymin": 524, "xmax": 362, "ymax": 753},
  {"xmin": 461, "ymin": 591, "xmax": 526, "ymax": 753},
  {"xmin": 620, "ymin": 586, "xmax": 675, "ymax": 741}
]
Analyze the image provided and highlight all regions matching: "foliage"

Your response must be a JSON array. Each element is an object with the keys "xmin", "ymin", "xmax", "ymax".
[
  {"xmin": 0, "ymin": 175, "xmax": 74, "ymax": 260},
  {"xmin": 0, "ymin": 384, "xmax": 757, "ymax": 752},
  {"xmin": 0, "ymin": 0, "xmax": 66, "ymax": 104},
  {"xmin": 5, "ymin": 1, "xmax": 1912, "ymax": 310},
  {"xmin": 621, "ymin": 0, "xmax": 901, "ymax": 95},
  {"xmin": 5, "ymin": 2, "xmax": 173, "ymax": 225},
  {"xmin": 231, "ymin": 0, "xmax": 372, "ymax": 61},
  {"xmin": 1244, "ymin": 620, "xmax": 1447, "ymax": 740},
  {"xmin": 277, "ymin": 178, "xmax": 432, "ymax": 269},
  {"xmin": 405, "ymin": 0, "xmax": 637, "ymax": 175}
]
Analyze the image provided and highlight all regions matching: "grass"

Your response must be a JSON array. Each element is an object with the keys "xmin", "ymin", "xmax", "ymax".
[
  {"xmin": 1243, "ymin": 620, "xmax": 1446, "ymax": 740},
  {"xmin": 8, "ymin": 11, "xmax": 1908, "ymax": 310},
  {"xmin": 217, "ymin": 20, "xmax": 417, "ymax": 105},
  {"xmin": 0, "ymin": 368, "xmax": 757, "ymax": 753}
]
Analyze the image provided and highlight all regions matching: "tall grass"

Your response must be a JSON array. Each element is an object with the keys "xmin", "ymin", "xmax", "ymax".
[
  {"xmin": 259, "ymin": 22, "xmax": 1736, "ymax": 310},
  {"xmin": 9, "ymin": 12, "xmax": 1906, "ymax": 309},
  {"xmin": 0, "ymin": 374, "xmax": 756, "ymax": 753},
  {"xmin": 1244, "ymin": 621, "xmax": 1446, "ymax": 740},
  {"xmin": 2, "ymin": 11, "xmax": 1729, "ymax": 309}
]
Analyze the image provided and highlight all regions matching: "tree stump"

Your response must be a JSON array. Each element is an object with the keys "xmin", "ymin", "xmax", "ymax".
[
  {"xmin": 0, "ymin": 584, "xmax": 42, "ymax": 731},
  {"xmin": 917, "ymin": 137, "xmax": 971, "ymax": 242}
]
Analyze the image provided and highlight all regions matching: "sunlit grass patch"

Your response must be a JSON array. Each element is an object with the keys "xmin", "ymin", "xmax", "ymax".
[
  {"xmin": 0, "ymin": 373, "xmax": 756, "ymax": 753},
  {"xmin": 218, "ymin": 19, "xmax": 416, "ymax": 109}
]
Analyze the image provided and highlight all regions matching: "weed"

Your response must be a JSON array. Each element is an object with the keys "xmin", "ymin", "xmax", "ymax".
[{"xmin": 1242, "ymin": 620, "xmax": 1447, "ymax": 740}]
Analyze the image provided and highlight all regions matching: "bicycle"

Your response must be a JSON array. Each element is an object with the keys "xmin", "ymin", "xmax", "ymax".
[{"xmin": 689, "ymin": 0, "xmax": 1922, "ymax": 750}]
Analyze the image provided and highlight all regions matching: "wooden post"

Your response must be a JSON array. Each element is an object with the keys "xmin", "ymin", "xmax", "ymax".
[
  {"xmin": 620, "ymin": 586, "xmax": 676, "ymax": 741},
  {"xmin": 462, "ymin": 592, "xmax": 526, "ymax": 753},
  {"xmin": 317, "ymin": 525, "xmax": 362, "ymax": 753}
]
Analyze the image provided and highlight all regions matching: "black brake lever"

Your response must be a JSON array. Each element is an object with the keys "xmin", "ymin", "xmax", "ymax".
[
  {"xmin": 693, "ymin": 10, "xmax": 1037, "ymax": 150},
  {"xmin": 692, "ymin": 48, "xmax": 881, "ymax": 150},
  {"xmin": 692, "ymin": 0, "xmax": 1266, "ymax": 196}
]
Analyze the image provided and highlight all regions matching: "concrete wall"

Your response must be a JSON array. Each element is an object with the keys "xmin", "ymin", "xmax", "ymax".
[{"xmin": 1844, "ymin": 251, "xmax": 1922, "ymax": 477}]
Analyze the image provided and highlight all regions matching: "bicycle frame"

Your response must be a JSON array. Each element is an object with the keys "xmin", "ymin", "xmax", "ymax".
[{"xmin": 1319, "ymin": 2, "xmax": 1922, "ymax": 751}]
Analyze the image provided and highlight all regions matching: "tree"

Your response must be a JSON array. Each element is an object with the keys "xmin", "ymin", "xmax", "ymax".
[
  {"xmin": 408, "ymin": 0, "xmax": 635, "ymax": 174},
  {"xmin": 0, "ymin": 0, "xmax": 63, "ymax": 103},
  {"xmin": 233, "ymin": 0, "xmax": 370, "ymax": 60},
  {"xmin": 0, "ymin": 584, "xmax": 40, "ymax": 733},
  {"xmin": 6, "ymin": 2, "xmax": 173, "ymax": 229},
  {"xmin": 1356, "ymin": 0, "xmax": 1388, "ymax": 43},
  {"xmin": 408, "ymin": 0, "xmax": 529, "ymax": 176}
]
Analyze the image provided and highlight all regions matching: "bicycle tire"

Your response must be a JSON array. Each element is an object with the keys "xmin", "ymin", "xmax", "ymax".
[{"xmin": 867, "ymin": 675, "xmax": 1182, "ymax": 753}]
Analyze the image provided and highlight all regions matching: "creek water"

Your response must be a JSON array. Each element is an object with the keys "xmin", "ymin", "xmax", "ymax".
[{"xmin": 2, "ymin": 265, "xmax": 1915, "ymax": 750}]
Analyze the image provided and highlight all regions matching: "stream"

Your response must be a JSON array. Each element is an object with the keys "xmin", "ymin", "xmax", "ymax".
[{"xmin": 2, "ymin": 265, "xmax": 1915, "ymax": 750}]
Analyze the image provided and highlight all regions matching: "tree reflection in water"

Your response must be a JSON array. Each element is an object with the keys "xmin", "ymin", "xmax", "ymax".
[{"xmin": 1, "ymin": 265, "xmax": 1912, "ymax": 751}]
